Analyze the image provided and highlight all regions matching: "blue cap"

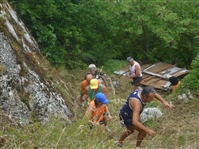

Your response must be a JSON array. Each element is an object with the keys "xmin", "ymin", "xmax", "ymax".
[{"xmin": 95, "ymin": 93, "xmax": 109, "ymax": 104}]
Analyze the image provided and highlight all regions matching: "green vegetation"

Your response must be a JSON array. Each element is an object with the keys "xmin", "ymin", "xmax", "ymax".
[
  {"xmin": 0, "ymin": 59, "xmax": 199, "ymax": 148},
  {"xmin": 1, "ymin": 0, "xmax": 199, "ymax": 148},
  {"xmin": 178, "ymin": 135, "xmax": 186, "ymax": 146},
  {"xmin": 8, "ymin": 0, "xmax": 199, "ymax": 69},
  {"xmin": 183, "ymin": 52, "xmax": 199, "ymax": 94},
  {"xmin": 103, "ymin": 59, "xmax": 127, "ymax": 74}
]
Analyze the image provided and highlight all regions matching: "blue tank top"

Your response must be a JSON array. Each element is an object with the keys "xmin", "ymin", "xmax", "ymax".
[{"xmin": 120, "ymin": 90, "xmax": 146, "ymax": 117}]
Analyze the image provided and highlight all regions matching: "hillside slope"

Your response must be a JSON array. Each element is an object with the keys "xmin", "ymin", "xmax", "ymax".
[
  {"xmin": 68, "ymin": 70, "xmax": 199, "ymax": 149},
  {"xmin": 0, "ymin": 1, "xmax": 199, "ymax": 149},
  {"xmin": 1, "ymin": 70, "xmax": 198, "ymax": 148}
]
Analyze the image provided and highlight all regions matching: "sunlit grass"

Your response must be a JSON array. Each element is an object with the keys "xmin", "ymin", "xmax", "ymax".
[
  {"xmin": 0, "ymin": 59, "xmax": 199, "ymax": 149},
  {"xmin": 1, "ymin": 96, "xmax": 199, "ymax": 149}
]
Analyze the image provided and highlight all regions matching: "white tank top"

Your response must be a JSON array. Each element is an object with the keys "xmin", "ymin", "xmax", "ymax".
[{"xmin": 129, "ymin": 62, "xmax": 142, "ymax": 77}]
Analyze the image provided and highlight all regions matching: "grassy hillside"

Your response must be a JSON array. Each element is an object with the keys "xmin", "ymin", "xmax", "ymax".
[{"xmin": 0, "ymin": 60, "xmax": 199, "ymax": 149}]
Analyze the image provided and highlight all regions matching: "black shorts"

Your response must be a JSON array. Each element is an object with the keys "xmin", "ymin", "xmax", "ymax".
[
  {"xmin": 88, "ymin": 119, "xmax": 105, "ymax": 129},
  {"xmin": 119, "ymin": 111, "xmax": 132, "ymax": 128},
  {"xmin": 133, "ymin": 77, "xmax": 142, "ymax": 86}
]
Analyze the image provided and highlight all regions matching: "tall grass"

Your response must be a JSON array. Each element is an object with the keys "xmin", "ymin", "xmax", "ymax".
[
  {"xmin": 2, "ymin": 97, "xmax": 199, "ymax": 149},
  {"xmin": 1, "ymin": 59, "xmax": 199, "ymax": 148},
  {"xmin": 3, "ymin": 110, "xmax": 199, "ymax": 149}
]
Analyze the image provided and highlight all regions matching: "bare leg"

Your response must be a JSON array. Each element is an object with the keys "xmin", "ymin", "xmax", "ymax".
[
  {"xmin": 134, "ymin": 126, "xmax": 147, "ymax": 147},
  {"xmin": 118, "ymin": 126, "xmax": 135, "ymax": 144},
  {"xmin": 118, "ymin": 124, "xmax": 147, "ymax": 147}
]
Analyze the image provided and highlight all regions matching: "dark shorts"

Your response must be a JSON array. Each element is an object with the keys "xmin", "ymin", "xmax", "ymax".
[
  {"xmin": 88, "ymin": 119, "xmax": 105, "ymax": 129},
  {"xmin": 133, "ymin": 77, "xmax": 142, "ymax": 86},
  {"xmin": 119, "ymin": 111, "xmax": 132, "ymax": 128}
]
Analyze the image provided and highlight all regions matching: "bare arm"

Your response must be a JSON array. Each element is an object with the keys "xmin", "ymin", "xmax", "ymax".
[
  {"xmin": 104, "ymin": 105, "xmax": 110, "ymax": 114},
  {"xmin": 102, "ymin": 86, "xmax": 109, "ymax": 100},
  {"xmin": 81, "ymin": 86, "xmax": 89, "ymax": 97},
  {"xmin": 134, "ymin": 64, "xmax": 141, "ymax": 77},
  {"xmin": 171, "ymin": 85, "xmax": 178, "ymax": 92},
  {"xmin": 85, "ymin": 104, "xmax": 93, "ymax": 116},
  {"xmin": 130, "ymin": 99, "xmax": 156, "ymax": 136},
  {"xmin": 155, "ymin": 93, "xmax": 172, "ymax": 110},
  {"xmin": 79, "ymin": 86, "xmax": 89, "ymax": 102},
  {"xmin": 85, "ymin": 105, "xmax": 99, "ymax": 125},
  {"xmin": 105, "ymin": 105, "xmax": 112, "ymax": 120}
]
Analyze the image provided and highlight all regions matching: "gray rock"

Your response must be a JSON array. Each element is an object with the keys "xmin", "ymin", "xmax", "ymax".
[
  {"xmin": 0, "ymin": 2, "xmax": 71, "ymax": 125},
  {"xmin": 140, "ymin": 108, "xmax": 163, "ymax": 123}
]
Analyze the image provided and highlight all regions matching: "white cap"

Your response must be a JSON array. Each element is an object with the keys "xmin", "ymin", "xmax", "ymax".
[{"xmin": 88, "ymin": 64, "xmax": 96, "ymax": 70}]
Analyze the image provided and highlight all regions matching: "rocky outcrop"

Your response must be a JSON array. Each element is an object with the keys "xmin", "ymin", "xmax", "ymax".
[
  {"xmin": 0, "ymin": 2, "xmax": 70, "ymax": 125},
  {"xmin": 140, "ymin": 108, "xmax": 163, "ymax": 123}
]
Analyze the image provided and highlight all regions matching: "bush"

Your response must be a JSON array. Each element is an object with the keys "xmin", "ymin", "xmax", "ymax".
[{"xmin": 182, "ymin": 53, "xmax": 199, "ymax": 95}]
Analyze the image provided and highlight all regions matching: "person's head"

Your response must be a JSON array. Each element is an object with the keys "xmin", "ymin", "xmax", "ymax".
[
  {"xmin": 88, "ymin": 64, "xmax": 96, "ymax": 76},
  {"xmin": 90, "ymin": 79, "xmax": 99, "ymax": 90},
  {"xmin": 126, "ymin": 56, "xmax": 134, "ymax": 65},
  {"xmin": 169, "ymin": 76, "xmax": 179, "ymax": 86},
  {"xmin": 94, "ymin": 92, "xmax": 109, "ymax": 106},
  {"xmin": 85, "ymin": 74, "xmax": 93, "ymax": 84},
  {"xmin": 141, "ymin": 86, "xmax": 156, "ymax": 103}
]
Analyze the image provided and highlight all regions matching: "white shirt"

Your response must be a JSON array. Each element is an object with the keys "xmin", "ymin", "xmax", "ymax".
[{"xmin": 129, "ymin": 61, "xmax": 142, "ymax": 77}]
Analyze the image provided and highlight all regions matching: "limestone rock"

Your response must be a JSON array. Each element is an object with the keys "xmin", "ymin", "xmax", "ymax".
[
  {"xmin": 0, "ymin": 2, "xmax": 70, "ymax": 125},
  {"xmin": 140, "ymin": 107, "xmax": 163, "ymax": 123}
]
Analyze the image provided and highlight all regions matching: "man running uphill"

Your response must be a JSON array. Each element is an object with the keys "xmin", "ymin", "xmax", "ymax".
[{"xmin": 115, "ymin": 86, "xmax": 172, "ymax": 148}]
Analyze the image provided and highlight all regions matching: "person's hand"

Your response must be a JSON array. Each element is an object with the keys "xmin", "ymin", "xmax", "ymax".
[
  {"xmin": 129, "ymin": 75, "xmax": 134, "ymax": 79},
  {"xmin": 94, "ymin": 122, "xmax": 100, "ymax": 126},
  {"xmin": 164, "ymin": 102, "xmax": 172, "ymax": 110},
  {"xmin": 107, "ymin": 115, "xmax": 112, "ymax": 120},
  {"xmin": 148, "ymin": 129, "xmax": 156, "ymax": 137}
]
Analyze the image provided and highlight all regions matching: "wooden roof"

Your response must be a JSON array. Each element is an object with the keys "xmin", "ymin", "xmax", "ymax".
[{"xmin": 114, "ymin": 62, "xmax": 189, "ymax": 90}]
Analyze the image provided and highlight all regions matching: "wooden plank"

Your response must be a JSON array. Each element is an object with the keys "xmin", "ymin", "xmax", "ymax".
[{"xmin": 142, "ymin": 64, "xmax": 176, "ymax": 82}]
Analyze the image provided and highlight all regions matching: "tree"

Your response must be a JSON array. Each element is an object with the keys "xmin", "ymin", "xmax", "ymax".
[{"xmin": 9, "ymin": 0, "xmax": 199, "ymax": 69}]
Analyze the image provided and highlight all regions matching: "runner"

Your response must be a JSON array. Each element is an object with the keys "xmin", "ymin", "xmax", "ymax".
[
  {"xmin": 115, "ymin": 86, "xmax": 172, "ymax": 148},
  {"xmin": 80, "ymin": 79, "xmax": 108, "ymax": 103},
  {"xmin": 85, "ymin": 64, "xmax": 108, "ymax": 87},
  {"xmin": 80, "ymin": 74, "xmax": 101, "ymax": 104},
  {"xmin": 85, "ymin": 92, "xmax": 112, "ymax": 133}
]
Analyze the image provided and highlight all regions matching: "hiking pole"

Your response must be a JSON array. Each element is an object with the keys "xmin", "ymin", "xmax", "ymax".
[
  {"xmin": 99, "ymin": 66, "xmax": 108, "ymax": 87},
  {"xmin": 100, "ymin": 66, "xmax": 103, "ymax": 72}
]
